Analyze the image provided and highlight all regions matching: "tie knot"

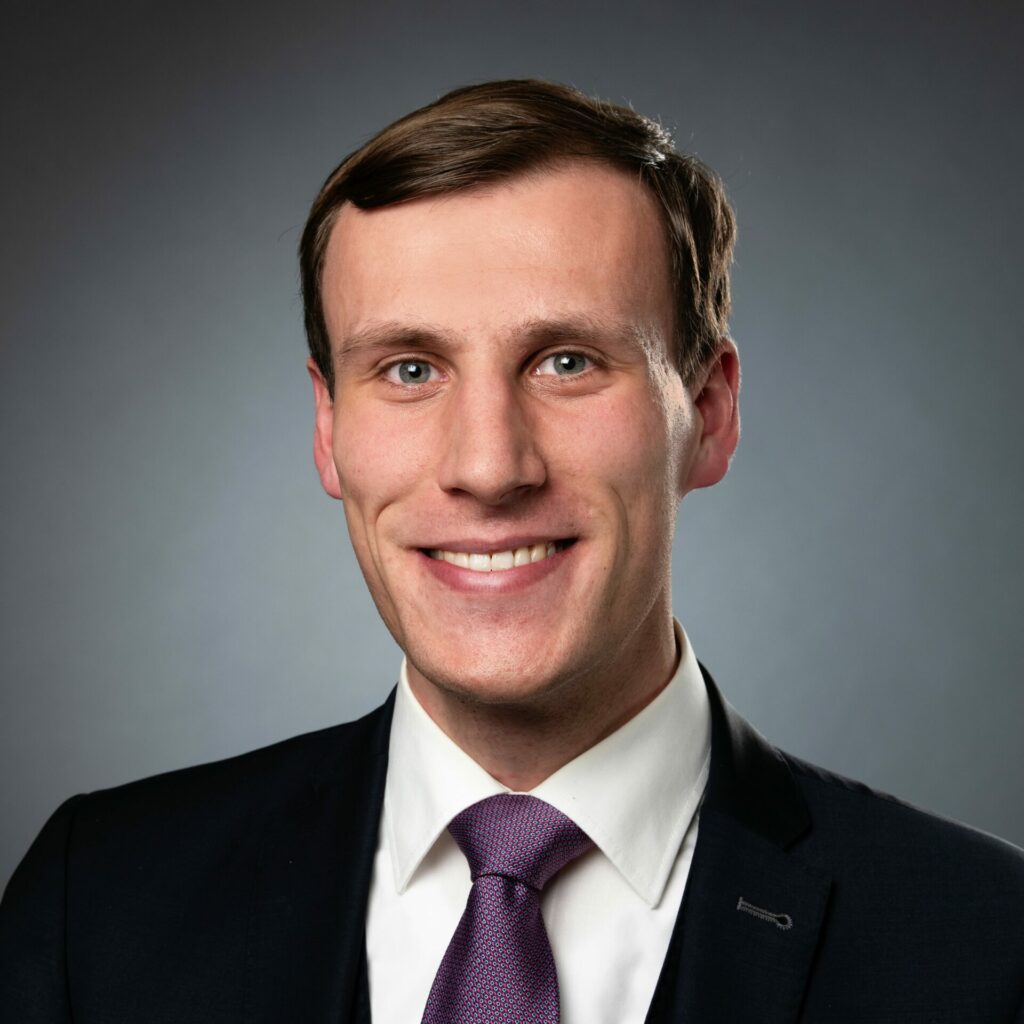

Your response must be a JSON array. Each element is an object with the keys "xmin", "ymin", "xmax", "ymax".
[{"xmin": 448, "ymin": 794, "xmax": 593, "ymax": 890}]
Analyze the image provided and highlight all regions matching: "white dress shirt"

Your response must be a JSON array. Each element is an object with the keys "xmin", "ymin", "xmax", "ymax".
[{"xmin": 365, "ymin": 621, "xmax": 711, "ymax": 1024}]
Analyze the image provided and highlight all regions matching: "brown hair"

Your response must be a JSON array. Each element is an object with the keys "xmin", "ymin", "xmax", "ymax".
[{"xmin": 300, "ymin": 79, "xmax": 736, "ymax": 394}]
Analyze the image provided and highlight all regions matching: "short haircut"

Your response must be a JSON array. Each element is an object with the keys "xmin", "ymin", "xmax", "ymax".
[{"xmin": 300, "ymin": 79, "xmax": 736, "ymax": 394}]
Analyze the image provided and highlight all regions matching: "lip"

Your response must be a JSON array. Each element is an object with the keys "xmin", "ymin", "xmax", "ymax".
[{"xmin": 416, "ymin": 541, "xmax": 574, "ymax": 594}]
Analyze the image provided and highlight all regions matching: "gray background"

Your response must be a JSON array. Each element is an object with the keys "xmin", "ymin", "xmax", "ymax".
[{"xmin": 2, "ymin": 0, "xmax": 1022, "ymax": 888}]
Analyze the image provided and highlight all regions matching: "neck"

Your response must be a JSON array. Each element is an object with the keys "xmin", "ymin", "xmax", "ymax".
[{"xmin": 406, "ymin": 612, "xmax": 679, "ymax": 791}]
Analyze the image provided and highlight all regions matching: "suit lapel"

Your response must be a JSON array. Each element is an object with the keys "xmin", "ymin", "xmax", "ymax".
[
  {"xmin": 239, "ymin": 671, "xmax": 829, "ymax": 1023},
  {"xmin": 645, "ymin": 670, "xmax": 832, "ymax": 1024},
  {"xmin": 243, "ymin": 694, "xmax": 394, "ymax": 1024}
]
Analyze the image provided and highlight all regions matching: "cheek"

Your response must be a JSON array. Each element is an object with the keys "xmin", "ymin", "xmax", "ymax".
[
  {"xmin": 568, "ymin": 390, "xmax": 680, "ymax": 499},
  {"xmin": 333, "ymin": 406, "xmax": 430, "ymax": 510}
]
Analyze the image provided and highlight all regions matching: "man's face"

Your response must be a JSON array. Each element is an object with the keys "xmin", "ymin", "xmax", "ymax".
[{"xmin": 311, "ymin": 162, "xmax": 730, "ymax": 709}]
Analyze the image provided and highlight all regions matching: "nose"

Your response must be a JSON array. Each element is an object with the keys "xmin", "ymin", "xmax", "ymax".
[{"xmin": 437, "ymin": 378, "xmax": 547, "ymax": 506}]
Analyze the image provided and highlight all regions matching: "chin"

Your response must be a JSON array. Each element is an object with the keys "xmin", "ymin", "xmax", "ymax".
[{"xmin": 409, "ymin": 643, "xmax": 583, "ymax": 711}]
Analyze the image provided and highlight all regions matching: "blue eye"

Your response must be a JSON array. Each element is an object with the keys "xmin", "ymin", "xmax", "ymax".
[
  {"xmin": 537, "ymin": 352, "xmax": 590, "ymax": 376},
  {"xmin": 387, "ymin": 360, "xmax": 433, "ymax": 385}
]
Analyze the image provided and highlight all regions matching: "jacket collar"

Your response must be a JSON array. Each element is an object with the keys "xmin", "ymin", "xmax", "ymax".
[
  {"xmin": 644, "ymin": 666, "xmax": 832, "ymax": 1024},
  {"xmin": 243, "ymin": 692, "xmax": 395, "ymax": 1024},
  {"xmin": 701, "ymin": 665, "xmax": 812, "ymax": 848}
]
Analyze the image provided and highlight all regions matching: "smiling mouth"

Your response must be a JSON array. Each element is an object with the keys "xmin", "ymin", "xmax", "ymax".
[{"xmin": 424, "ymin": 539, "xmax": 575, "ymax": 573}]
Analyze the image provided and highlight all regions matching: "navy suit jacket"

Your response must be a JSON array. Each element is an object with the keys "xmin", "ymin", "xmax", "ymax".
[{"xmin": 2, "ymin": 670, "xmax": 1023, "ymax": 1022}]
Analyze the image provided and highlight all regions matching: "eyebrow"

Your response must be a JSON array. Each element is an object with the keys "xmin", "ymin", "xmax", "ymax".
[
  {"xmin": 335, "ymin": 313, "xmax": 649, "ymax": 362},
  {"xmin": 517, "ymin": 314, "xmax": 648, "ymax": 351},
  {"xmin": 335, "ymin": 321, "xmax": 451, "ymax": 362}
]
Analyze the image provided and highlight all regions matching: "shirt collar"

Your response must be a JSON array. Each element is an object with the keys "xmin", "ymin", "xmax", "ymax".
[{"xmin": 383, "ymin": 619, "xmax": 711, "ymax": 908}]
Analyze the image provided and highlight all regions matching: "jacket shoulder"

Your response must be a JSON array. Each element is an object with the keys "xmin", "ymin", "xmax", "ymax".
[
  {"xmin": 72, "ymin": 696, "xmax": 394, "ymax": 844},
  {"xmin": 785, "ymin": 751, "xmax": 1024, "ymax": 880},
  {"xmin": 776, "ymin": 754, "xmax": 1024, "ymax": 1016},
  {"xmin": 1, "ymin": 699, "xmax": 393, "ymax": 1022},
  {"xmin": 785, "ymin": 752, "xmax": 1024, "ymax": 995}
]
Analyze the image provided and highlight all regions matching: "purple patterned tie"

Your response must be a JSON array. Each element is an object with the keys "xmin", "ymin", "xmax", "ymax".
[{"xmin": 421, "ymin": 794, "xmax": 594, "ymax": 1024}]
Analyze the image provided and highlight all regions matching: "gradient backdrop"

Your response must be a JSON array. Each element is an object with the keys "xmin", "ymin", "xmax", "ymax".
[{"xmin": 2, "ymin": 1, "xmax": 1022, "ymax": 886}]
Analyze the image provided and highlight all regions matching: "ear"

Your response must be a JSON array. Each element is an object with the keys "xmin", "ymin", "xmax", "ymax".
[
  {"xmin": 681, "ymin": 338, "xmax": 741, "ymax": 494},
  {"xmin": 307, "ymin": 357, "xmax": 343, "ymax": 500}
]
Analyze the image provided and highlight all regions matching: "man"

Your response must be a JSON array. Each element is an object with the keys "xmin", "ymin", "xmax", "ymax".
[{"xmin": 2, "ymin": 79, "xmax": 1022, "ymax": 1022}]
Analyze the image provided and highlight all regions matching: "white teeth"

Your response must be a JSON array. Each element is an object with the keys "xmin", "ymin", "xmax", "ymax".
[
  {"xmin": 490, "ymin": 550, "xmax": 515, "ymax": 571},
  {"xmin": 430, "ymin": 542, "xmax": 565, "ymax": 572}
]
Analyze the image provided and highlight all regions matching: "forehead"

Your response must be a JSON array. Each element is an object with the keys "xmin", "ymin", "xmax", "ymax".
[{"xmin": 320, "ymin": 162, "xmax": 674, "ymax": 351}]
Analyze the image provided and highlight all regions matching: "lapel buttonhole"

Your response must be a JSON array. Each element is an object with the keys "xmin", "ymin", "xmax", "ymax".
[{"xmin": 736, "ymin": 896, "xmax": 793, "ymax": 930}]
